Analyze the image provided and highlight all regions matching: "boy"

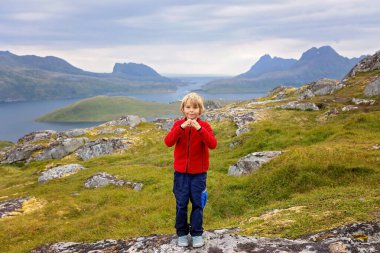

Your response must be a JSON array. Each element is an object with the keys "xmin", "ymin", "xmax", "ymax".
[{"xmin": 164, "ymin": 92, "xmax": 217, "ymax": 248}]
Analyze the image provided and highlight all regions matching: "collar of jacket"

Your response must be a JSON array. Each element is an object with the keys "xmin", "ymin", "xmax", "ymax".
[{"xmin": 183, "ymin": 117, "xmax": 201, "ymax": 122}]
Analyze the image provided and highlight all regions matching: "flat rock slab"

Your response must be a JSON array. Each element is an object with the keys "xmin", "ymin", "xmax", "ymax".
[
  {"xmin": 84, "ymin": 172, "xmax": 143, "ymax": 191},
  {"xmin": 38, "ymin": 164, "xmax": 85, "ymax": 183},
  {"xmin": 0, "ymin": 196, "xmax": 31, "ymax": 218},
  {"xmin": 30, "ymin": 223, "xmax": 380, "ymax": 252}
]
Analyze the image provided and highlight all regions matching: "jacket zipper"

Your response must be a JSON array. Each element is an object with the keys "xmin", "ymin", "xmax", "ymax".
[{"xmin": 186, "ymin": 127, "xmax": 191, "ymax": 173}]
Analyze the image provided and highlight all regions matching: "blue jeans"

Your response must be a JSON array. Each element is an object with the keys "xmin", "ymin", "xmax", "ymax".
[{"xmin": 173, "ymin": 171, "xmax": 207, "ymax": 236}]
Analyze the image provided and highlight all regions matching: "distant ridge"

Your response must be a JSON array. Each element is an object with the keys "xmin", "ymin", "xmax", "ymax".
[
  {"xmin": 0, "ymin": 51, "xmax": 178, "ymax": 102},
  {"xmin": 203, "ymin": 46, "xmax": 367, "ymax": 93}
]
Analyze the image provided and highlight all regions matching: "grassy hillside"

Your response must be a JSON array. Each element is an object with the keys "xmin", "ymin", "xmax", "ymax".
[
  {"xmin": 0, "ymin": 71, "xmax": 379, "ymax": 252},
  {"xmin": 36, "ymin": 96, "xmax": 181, "ymax": 122},
  {"xmin": 0, "ymin": 141, "xmax": 13, "ymax": 149}
]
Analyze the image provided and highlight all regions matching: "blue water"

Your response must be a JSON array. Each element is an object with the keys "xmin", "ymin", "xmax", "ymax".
[{"xmin": 0, "ymin": 76, "xmax": 266, "ymax": 142}]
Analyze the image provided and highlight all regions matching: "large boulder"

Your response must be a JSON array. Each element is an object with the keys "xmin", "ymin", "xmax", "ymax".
[
  {"xmin": 1, "ymin": 143, "xmax": 44, "ymax": 164},
  {"xmin": 33, "ymin": 137, "xmax": 88, "ymax": 162},
  {"xmin": 30, "ymin": 222, "xmax": 380, "ymax": 253},
  {"xmin": 38, "ymin": 164, "xmax": 85, "ymax": 184},
  {"xmin": 76, "ymin": 138, "xmax": 129, "ymax": 160},
  {"xmin": 228, "ymin": 151, "xmax": 283, "ymax": 176},
  {"xmin": 298, "ymin": 78, "xmax": 344, "ymax": 99},
  {"xmin": 364, "ymin": 76, "xmax": 380, "ymax": 97}
]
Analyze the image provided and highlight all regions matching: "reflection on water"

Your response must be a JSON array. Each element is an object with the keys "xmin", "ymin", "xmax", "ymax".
[{"xmin": 0, "ymin": 76, "xmax": 266, "ymax": 142}]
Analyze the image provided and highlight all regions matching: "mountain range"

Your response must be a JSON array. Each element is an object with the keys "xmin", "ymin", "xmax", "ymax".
[
  {"xmin": 202, "ymin": 46, "xmax": 366, "ymax": 93},
  {"xmin": 0, "ymin": 51, "xmax": 178, "ymax": 102}
]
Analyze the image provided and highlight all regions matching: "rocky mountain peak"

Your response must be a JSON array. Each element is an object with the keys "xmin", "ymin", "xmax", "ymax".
[{"xmin": 299, "ymin": 45, "xmax": 341, "ymax": 62}]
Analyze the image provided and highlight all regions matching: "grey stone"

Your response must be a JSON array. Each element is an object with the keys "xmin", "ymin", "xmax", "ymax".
[
  {"xmin": 228, "ymin": 151, "xmax": 283, "ymax": 176},
  {"xmin": 153, "ymin": 118, "xmax": 176, "ymax": 131},
  {"xmin": 234, "ymin": 111, "xmax": 255, "ymax": 136},
  {"xmin": 364, "ymin": 77, "xmax": 380, "ymax": 97},
  {"xmin": 33, "ymin": 138, "xmax": 88, "ymax": 161},
  {"xmin": 267, "ymin": 85, "xmax": 295, "ymax": 99},
  {"xmin": 101, "ymin": 115, "xmax": 146, "ymax": 128},
  {"xmin": 58, "ymin": 129, "xmax": 87, "ymax": 138},
  {"xmin": 30, "ymin": 222, "xmax": 380, "ymax": 253},
  {"xmin": 298, "ymin": 79, "xmax": 344, "ymax": 100},
  {"xmin": 38, "ymin": 164, "xmax": 85, "ymax": 184},
  {"xmin": 1, "ymin": 143, "xmax": 44, "ymax": 164},
  {"xmin": 75, "ymin": 138, "xmax": 128, "ymax": 161},
  {"xmin": 352, "ymin": 98, "xmax": 376, "ymax": 105},
  {"xmin": 279, "ymin": 101, "xmax": 319, "ymax": 111},
  {"xmin": 98, "ymin": 128, "xmax": 126, "ymax": 135},
  {"xmin": 84, "ymin": 172, "xmax": 143, "ymax": 191},
  {"xmin": 0, "ymin": 196, "xmax": 32, "ymax": 218},
  {"xmin": 345, "ymin": 51, "xmax": 380, "ymax": 78},
  {"xmin": 342, "ymin": 105, "xmax": 358, "ymax": 112},
  {"xmin": 204, "ymin": 100, "xmax": 223, "ymax": 110},
  {"xmin": 17, "ymin": 130, "xmax": 57, "ymax": 144}
]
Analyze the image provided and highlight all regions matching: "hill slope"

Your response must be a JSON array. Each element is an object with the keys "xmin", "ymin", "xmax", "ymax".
[
  {"xmin": 0, "ymin": 55, "xmax": 379, "ymax": 252},
  {"xmin": 0, "ymin": 51, "xmax": 178, "ymax": 102},
  {"xmin": 36, "ymin": 96, "xmax": 181, "ymax": 122}
]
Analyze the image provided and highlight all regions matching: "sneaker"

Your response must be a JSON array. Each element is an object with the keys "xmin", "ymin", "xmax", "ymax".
[
  {"xmin": 192, "ymin": 236, "xmax": 204, "ymax": 248},
  {"xmin": 177, "ymin": 235, "xmax": 189, "ymax": 247}
]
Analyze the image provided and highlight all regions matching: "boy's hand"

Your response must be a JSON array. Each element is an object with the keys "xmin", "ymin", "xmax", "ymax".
[
  {"xmin": 181, "ymin": 119, "xmax": 192, "ymax": 129},
  {"xmin": 190, "ymin": 119, "xmax": 201, "ymax": 131}
]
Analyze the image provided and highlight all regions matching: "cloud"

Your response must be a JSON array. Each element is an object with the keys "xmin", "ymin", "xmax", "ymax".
[{"xmin": 0, "ymin": 0, "xmax": 379, "ymax": 74}]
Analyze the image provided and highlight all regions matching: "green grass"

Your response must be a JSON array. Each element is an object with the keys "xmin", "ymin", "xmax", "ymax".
[
  {"xmin": 0, "ymin": 141, "xmax": 13, "ymax": 149},
  {"xmin": 0, "ymin": 79, "xmax": 380, "ymax": 252},
  {"xmin": 36, "ymin": 96, "xmax": 182, "ymax": 122}
]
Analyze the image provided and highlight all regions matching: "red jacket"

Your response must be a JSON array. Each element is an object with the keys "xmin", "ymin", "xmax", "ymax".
[{"xmin": 164, "ymin": 117, "xmax": 217, "ymax": 174}]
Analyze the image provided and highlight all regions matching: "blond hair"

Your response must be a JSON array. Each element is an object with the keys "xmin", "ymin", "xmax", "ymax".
[{"xmin": 180, "ymin": 92, "xmax": 205, "ymax": 115}]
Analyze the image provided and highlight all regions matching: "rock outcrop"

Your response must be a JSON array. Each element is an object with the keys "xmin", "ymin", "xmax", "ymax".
[
  {"xmin": 279, "ymin": 101, "xmax": 320, "ymax": 111},
  {"xmin": 38, "ymin": 164, "xmax": 85, "ymax": 184},
  {"xmin": 297, "ymin": 78, "xmax": 344, "ymax": 100},
  {"xmin": 345, "ymin": 51, "xmax": 380, "ymax": 78},
  {"xmin": 30, "ymin": 222, "xmax": 380, "ymax": 253},
  {"xmin": 0, "ymin": 196, "xmax": 32, "ymax": 218},
  {"xmin": 228, "ymin": 151, "xmax": 283, "ymax": 176},
  {"xmin": 0, "ymin": 116, "xmax": 140, "ymax": 164},
  {"xmin": 100, "ymin": 115, "xmax": 146, "ymax": 128},
  {"xmin": 267, "ymin": 86, "xmax": 295, "ymax": 99},
  {"xmin": 75, "ymin": 138, "xmax": 129, "ymax": 160},
  {"xmin": 364, "ymin": 76, "xmax": 380, "ymax": 97},
  {"xmin": 84, "ymin": 172, "xmax": 143, "ymax": 191},
  {"xmin": 33, "ymin": 137, "xmax": 89, "ymax": 162}
]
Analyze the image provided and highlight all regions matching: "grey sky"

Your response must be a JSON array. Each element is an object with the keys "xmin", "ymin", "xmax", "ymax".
[{"xmin": 1, "ymin": 0, "xmax": 379, "ymax": 75}]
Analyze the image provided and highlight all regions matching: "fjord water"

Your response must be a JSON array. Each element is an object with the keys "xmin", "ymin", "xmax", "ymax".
[{"xmin": 0, "ymin": 76, "xmax": 266, "ymax": 142}]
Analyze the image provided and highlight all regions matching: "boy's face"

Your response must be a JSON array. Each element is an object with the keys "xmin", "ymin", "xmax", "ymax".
[{"xmin": 182, "ymin": 100, "xmax": 200, "ymax": 119}]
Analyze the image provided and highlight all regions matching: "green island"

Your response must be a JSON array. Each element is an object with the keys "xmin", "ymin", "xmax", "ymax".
[{"xmin": 36, "ymin": 96, "xmax": 182, "ymax": 122}]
